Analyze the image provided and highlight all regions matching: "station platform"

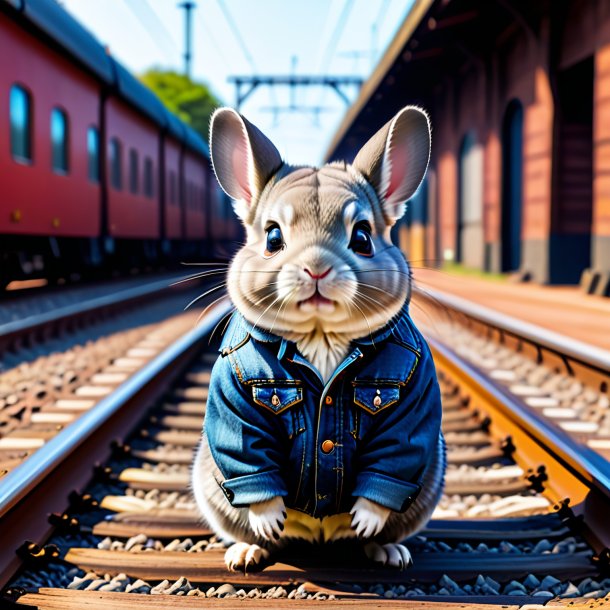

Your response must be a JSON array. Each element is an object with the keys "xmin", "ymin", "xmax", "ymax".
[{"xmin": 412, "ymin": 268, "xmax": 610, "ymax": 351}]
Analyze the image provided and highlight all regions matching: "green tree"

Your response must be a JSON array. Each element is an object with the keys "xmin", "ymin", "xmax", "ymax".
[{"xmin": 140, "ymin": 69, "xmax": 221, "ymax": 141}]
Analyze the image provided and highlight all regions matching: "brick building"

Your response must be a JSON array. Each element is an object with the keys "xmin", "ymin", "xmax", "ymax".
[{"xmin": 326, "ymin": 0, "xmax": 610, "ymax": 293}]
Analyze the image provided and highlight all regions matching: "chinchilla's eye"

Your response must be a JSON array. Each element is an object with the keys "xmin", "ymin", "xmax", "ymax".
[
  {"xmin": 349, "ymin": 222, "xmax": 373, "ymax": 256},
  {"xmin": 265, "ymin": 224, "xmax": 284, "ymax": 256}
]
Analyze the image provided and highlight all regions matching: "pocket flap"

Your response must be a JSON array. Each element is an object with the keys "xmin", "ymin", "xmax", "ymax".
[
  {"xmin": 252, "ymin": 385, "xmax": 303, "ymax": 414},
  {"xmin": 354, "ymin": 384, "xmax": 400, "ymax": 414}
]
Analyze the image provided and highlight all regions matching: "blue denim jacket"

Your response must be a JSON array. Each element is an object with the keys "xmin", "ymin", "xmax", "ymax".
[{"xmin": 204, "ymin": 307, "xmax": 442, "ymax": 519}]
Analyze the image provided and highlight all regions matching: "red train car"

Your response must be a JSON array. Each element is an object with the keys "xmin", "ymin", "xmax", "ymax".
[
  {"xmin": 0, "ymin": 0, "xmax": 240, "ymax": 284},
  {"xmin": 163, "ymin": 115, "xmax": 185, "ymax": 242},
  {"xmin": 0, "ymin": 2, "xmax": 109, "ymax": 241},
  {"xmin": 183, "ymin": 135, "xmax": 207, "ymax": 242},
  {"xmin": 105, "ymin": 62, "xmax": 166, "ymax": 241}
]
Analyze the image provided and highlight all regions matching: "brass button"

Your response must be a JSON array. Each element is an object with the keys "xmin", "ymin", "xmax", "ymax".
[
  {"xmin": 321, "ymin": 440, "xmax": 335, "ymax": 454},
  {"xmin": 271, "ymin": 393, "xmax": 280, "ymax": 407},
  {"xmin": 373, "ymin": 395, "xmax": 382, "ymax": 407},
  {"xmin": 324, "ymin": 396, "xmax": 333, "ymax": 405}
]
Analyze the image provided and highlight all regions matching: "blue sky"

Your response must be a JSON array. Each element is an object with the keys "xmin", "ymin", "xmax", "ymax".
[{"xmin": 62, "ymin": 0, "xmax": 414, "ymax": 164}]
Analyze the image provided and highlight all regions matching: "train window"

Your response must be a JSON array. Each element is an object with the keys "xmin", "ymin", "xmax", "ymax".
[
  {"xmin": 10, "ymin": 85, "xmax": 32, "ymax": 163},
  {"xmin": 50, "ymin": 108, "xmax": 69, "ymax": 174},
  {"xmin": 129, "ymin": 149, "xmax": 139, "ymax": 194},
  {"xmin": 144, "ymin": 157, "xmax": 154, "ymax": 198},
  {"xmin": 87, "ymin": 127, "xmax": 99, "ymax": 182},
  {"xmin": 109, "ymin": 138, "xmax": 122, "ymax": 190},
  {"xmin": 169, "ymin": 171, "xmax": 177, "ymax": 205}
]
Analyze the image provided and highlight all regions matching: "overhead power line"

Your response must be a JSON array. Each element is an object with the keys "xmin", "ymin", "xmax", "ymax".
[
  {"xmin": 374, "ymin": 0, "xmax": 392, "ymax": 39},
  {"xmin": 215, "ymin": 0, "xmax": 257, "ymax": 73},
  {"xmin": 197, "ymin": 10, "xmax": 231, "ymax": 71},
  {"xmin": 123, "ymin": 0, "xmax": 180, "ymax": 64},
  {"xmin": 317, "ymin": 0, "xmax": 355, "ymax": 75}
]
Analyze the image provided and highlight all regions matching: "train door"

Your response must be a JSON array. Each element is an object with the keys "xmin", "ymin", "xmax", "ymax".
[{"xmin": 501, "ymin": 100, "xmax": 523, "ymax": 272}]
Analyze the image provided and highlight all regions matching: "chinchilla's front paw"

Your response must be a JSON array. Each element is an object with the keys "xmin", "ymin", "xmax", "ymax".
[
  {"xmin": 350, "ymin": 497, "xmax": 391, "ymax": 538},
  {"xmin": 248, "ymin": 496, "xmax": 286, "ymax": 541}
]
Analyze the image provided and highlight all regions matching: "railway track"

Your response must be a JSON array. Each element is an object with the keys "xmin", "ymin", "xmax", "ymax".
[
  {"xmin": 1, "ymin": 297, "xmax": 609, "ymax": 609},
  {"xmin": 0, "ymin": 272, "xmax": 198, "ymax": 350},
  {"xmin": 412, "ymin": 286, "xmax": 610, "ymax": 463},
  {"xmin": 0, "ymin": 272, "xmax": 219, "ymax": 479}
]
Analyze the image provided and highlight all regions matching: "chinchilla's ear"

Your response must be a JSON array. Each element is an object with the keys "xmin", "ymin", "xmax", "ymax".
[
  {"xmin": 352, "ymin": 106, "xmax": 431, "ymax": 225},
  {"xmin": 209, "ymin": 107, "xmax": 283, "ymax": 221}
]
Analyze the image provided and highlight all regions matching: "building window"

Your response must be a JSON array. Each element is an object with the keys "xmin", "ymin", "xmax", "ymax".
[
  {"xmin": 87, "ymin": 126, "xmax": 99, "ymax": 183},
  {"xmin": 169, "ymin": 170, "xmax": 176, "ymax": 204},
  {"xmin": 10, "ymin": 84, "xmax": 32, "ymax": 163},
  {"xmin": 144, "ymin": 157, "xmax": 154, "ymax": 198},
  {"xmin": 50, "ymin": 108, "xmax": 69, "ymax": 173},
  {"xmin": 129, "ymin": 148, "xmax": 139, "ymax": 194},
  {"xmin": 109, "ymin": 138, "xmax": 122, "ymax": 190}
]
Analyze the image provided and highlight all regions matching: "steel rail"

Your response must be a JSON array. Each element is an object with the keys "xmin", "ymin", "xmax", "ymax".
[
  {"xmin": 415, "ymin": 286, "xmax": 610, "ymax": 374},
  {"xmin": 0, "ymin": 275, "xmax": 194, "ymax": 343},
  {"xmin": 429, "ymin": 337, "xmax": 610, "ymax": 501},
  {"xmin": 0, "ymin": 298, "xmax": 233, "ymax": 518}
]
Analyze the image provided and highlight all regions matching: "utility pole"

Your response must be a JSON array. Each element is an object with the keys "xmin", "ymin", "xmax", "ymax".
[{"xmin": 178, "ymin": 1, "xmax": 196, "ymax": 77}]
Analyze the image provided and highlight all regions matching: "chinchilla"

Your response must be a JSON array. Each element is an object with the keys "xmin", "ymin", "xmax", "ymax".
[{"xmin": 191, "ymin": 106, "xmax": 445, "ymax": 571}]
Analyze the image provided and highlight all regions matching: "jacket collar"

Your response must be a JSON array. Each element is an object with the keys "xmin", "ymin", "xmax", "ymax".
[{"xmin": 219, "ymin": 301, "xmax": 420, "ymax": 356}]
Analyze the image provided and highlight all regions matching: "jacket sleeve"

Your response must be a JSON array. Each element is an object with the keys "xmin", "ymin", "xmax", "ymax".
[
  {"xmin": 204, "ymin": 354, "xmax": 289, "ymax": 508},
  {"xmin": 353, "ymin": 344, "xmax": 443, "ymax": 512}
]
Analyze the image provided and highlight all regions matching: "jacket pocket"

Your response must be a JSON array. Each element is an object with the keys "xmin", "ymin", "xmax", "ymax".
[
  {"xmin": 251, "ymin": 383, "xmax": 306, "ymax": 441},
  {"xmin": 353, "ymin": 382, "xmax": 401, "ymax": 415},
  {"xmin": 252, "ymin": 384, "xmax": 303, "ymax": 414}
]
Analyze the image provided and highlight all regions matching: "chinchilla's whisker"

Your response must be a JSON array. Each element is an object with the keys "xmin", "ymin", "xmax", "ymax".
[
  {"xmin": 208, "ymin": 306, "xmax": 237, "ymax": 345},
  {"xmin": 243, "ymin": 282, "xmax": 283, "ymax": 306},
  {"xmin": 195, "ymin": 292, "xmax": 230, "ymax": 326},
  {"xmin": 269, "ymin": 288, "xmax": 298, "ymax": 336},
  {"xmin": 408, "ymin": 298, "xmax": 445, "ymax": 330},
  {"xmin": 219, "ymin": 308, "xmax": 238, "ymax": 337},
  {"xmin": 184, "ymin": 283, "xmax": 227, "ymax": 311},
  {"xmin": 251, "ymin": 290, "xmax": 280, "ymax": 308},
  {"xmin": 181, "ymin": 261, "xmax": 231, "ymax": 266},
  {"xmin": 356, "ymin": 281, "xmax": 398, "ymax": 297},
  {"xmin": 405, "ymin": 258, "xmax": 445, "ymax": 266},
  {"xmin": 236, "ymin": 269, "xmax": 279, "ymax": 274},
  {"xmin": 356, "ymin": 290, "xmax": 401, "ymax": 336},
  {"xmin": 354, "ymin": 269, "xmax": 411, "ymax": 276},
  {"xmin": 411, "ymin": 282, "xmax": 456, "ymax": 324},
  {"xmin": 351, "ymin": 296, "xmax": 375, "ymax": 347},
  {"xmin": 171, "ymin": 270, "xmax": 229, "ymax": 286},
  {"xmin": 251, "ymin": 292, "xmax": 287, "ymax": 336}
]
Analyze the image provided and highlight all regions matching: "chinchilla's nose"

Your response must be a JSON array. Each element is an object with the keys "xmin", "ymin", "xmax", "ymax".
[{"xmin": 304, "ymin": 267, "xmax": 332, "ymax": 280}]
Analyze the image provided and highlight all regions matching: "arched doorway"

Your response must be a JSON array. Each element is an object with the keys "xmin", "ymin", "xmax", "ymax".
[
  {"xmin": 457, "ymin": 132, "xmax": 484, "ymax": 268},
  {"xmin": 501, "ymin": 100, "xmax": 523, "ymax": 272}
]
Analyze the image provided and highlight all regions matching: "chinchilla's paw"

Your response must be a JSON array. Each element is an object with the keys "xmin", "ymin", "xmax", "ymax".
[
  {"xmin": 248, "ymin": 496, "xmax": 286, "ymax": 541},
  {"xmin": 350, "ymin": 497, "xmax": 391, "ymax": 538},
  {"xmin": 364, "ymin": 542, "xmax": 413, "ymax": 570},
  {"xmin": 224, "ymin": 542, "xmax": 269, "ymax": 572}
]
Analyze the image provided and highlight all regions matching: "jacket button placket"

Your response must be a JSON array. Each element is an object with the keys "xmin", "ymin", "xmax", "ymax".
[{"xmin": 316, "ymin": 387, "xmax": 341, "ymax": 515}]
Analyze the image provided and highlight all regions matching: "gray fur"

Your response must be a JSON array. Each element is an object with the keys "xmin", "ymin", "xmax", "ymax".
[{"xmin": 193, "ymin": 105, "xmax": 441, "ymax": 564}]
